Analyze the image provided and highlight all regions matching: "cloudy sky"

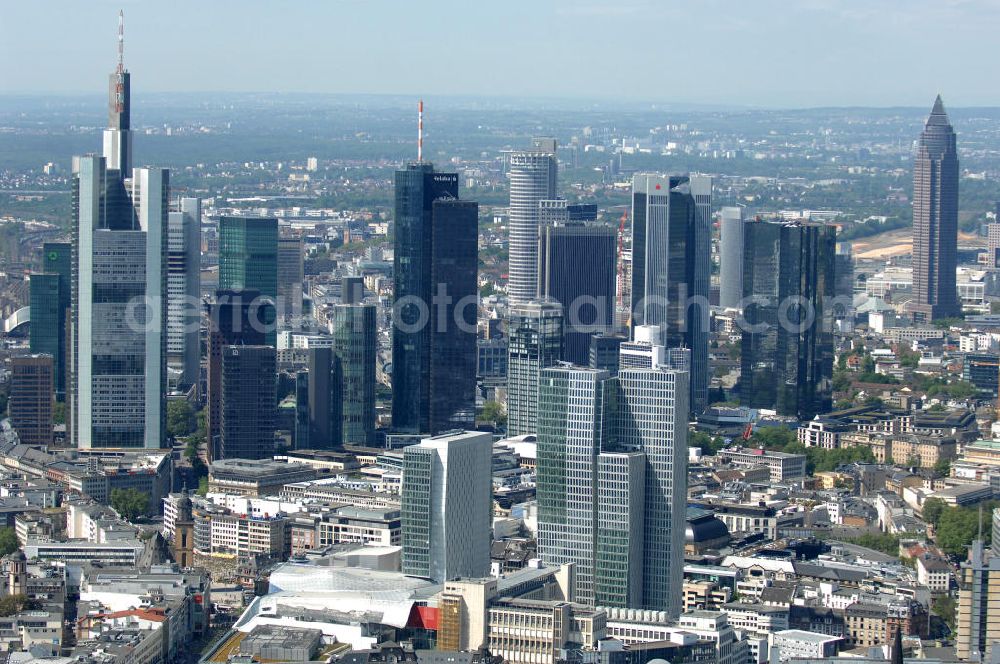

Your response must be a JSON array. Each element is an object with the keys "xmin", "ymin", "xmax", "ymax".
[{"xmin": 2, "ymin": 0, "xmax": 998, "ymax": 108}]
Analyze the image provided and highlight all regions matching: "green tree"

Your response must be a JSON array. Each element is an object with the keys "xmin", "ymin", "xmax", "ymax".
[
  {"xmin": 839, "ymin": 532, "xmax": 901, "ymax": 556},
  {"xmin": 481, "ymin": 401, "xmax": 507, "ymax": 428},
  {"xmin": 196, "ymin": 476, "xmax": 209, "ymax": 497},
  {"xmin": 0, "ymin": 594, "xmax": 38, "ymax": 617},
  {"xmin": 690, "ymin": 431, "xmax": 725, "ymax": 456},
  {"xmin": 749, "ymin": 427, "xmax": 797, "ymax": 450},
  {"xmin": 932, "ymin": 595, "xmax": 956, "ymax": 631},
  {"xmin": 933, "ymin": 458, "xmax": 951, "ymax": 477},
  {"xmin": 52, "ymin": 402, "xmax": 66, "ymax": 425},
  {"xmin": 0, "ymin": 528, "xmax": 18, "ymax": 557},
  {"xmin": 166, "ymin": 400, "xmax": 195, "ymax": 439},
  {"xmin": 110, "ymin": 488, "xmax": 149, "ymax": 522},
  {"xmin": 922, "ymin": 498, "xmax": 947, "ymax": 527},
  {"xmin": 933, "ymin": 501, "xmax": 997, "ymax": 556}
]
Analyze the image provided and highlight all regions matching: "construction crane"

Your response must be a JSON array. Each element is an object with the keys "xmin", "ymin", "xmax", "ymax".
[{"xmin": 616, "ymin": 210, "xmax": 628, "ymax": 319}]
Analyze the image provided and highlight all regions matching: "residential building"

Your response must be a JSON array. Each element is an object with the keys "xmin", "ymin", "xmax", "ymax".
[
  {"xmin": 401, "ymin": 431, "xmax": 492, "ymax": 582},
  {"xmin": 915, "ymin": 556, "xmax": 951, "ymax": 593},
  {"xmin": 911, "ymin": 97, "xmax": 960, "ymax": 322}
]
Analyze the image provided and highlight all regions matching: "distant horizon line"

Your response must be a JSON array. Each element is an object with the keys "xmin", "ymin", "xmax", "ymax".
[{"xmin": 0, "ymin": 90, "xmax": 995, "ymax": 113}]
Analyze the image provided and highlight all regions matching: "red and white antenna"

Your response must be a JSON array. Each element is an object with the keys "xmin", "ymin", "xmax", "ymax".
[
  {"xmin": 117, "ymin": 9, "xmax": 125, "ymax": 74},
  {"xmin": 418, "ymin": 99, "xmax": 424, "ymax": 162}
]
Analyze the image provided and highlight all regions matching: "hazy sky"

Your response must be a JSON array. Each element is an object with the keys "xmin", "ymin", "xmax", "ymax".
[{"xmin": 2, "ymin": 0, "xmax": 999, "ymax": 108}]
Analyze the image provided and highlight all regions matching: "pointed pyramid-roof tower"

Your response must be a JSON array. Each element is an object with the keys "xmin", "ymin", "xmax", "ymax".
[{"xmin": 926, "ymin": 94, "xmax": 949, "ymax": 126}]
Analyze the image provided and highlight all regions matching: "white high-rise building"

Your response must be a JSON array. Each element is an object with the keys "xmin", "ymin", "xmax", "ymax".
[
  {"xmin": 619, "ymin": 366, "xmax": 689, "ymax": 616},
  {"xmin": 507, "ymin": 139, "xmax": 557, "ymax": 306},
  {"xmin": 719, "ymin": 206, "xmax": 746, "ymax": 310},
  {"xmin": 536, "ymin": 366, "xmax": 621, "ymax": 606},
  {"xmin": 166, "ymin": 198, "xmax": 201, "ymax": 390},
  {"xmin": 536, "ymin": 362, "xmax": 688, "ymax": 615},
  {"xmin": 401, "ymin": 431, "xmax": 492, "ymax": 583},
  {"xmin": 70, "ymin": 156, "xmax": 166, "ymax": 449}
]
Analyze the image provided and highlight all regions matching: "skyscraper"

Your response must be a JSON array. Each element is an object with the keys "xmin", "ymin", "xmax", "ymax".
[
  {"xmin": 535, "ymin": 362, "xmax": 688, "ymax": 614},
  {"xmin": 8, "ymin": 355, "xmax": 54, "ymax": 447},
  {"xmin": 719, "ymin": 206, "xmax": 746, "ymax": 310},
  {"xmin": 30, "ymin": 242, "xmax": 71, "ymax": 401},
  {"xmin": 206, "ymin": 290, "xmax": 267, "ymax": 458},
  {"xmin": 401, "ymin": 431, "xmax": 492, "ymax": 583},
  {"xmin": 833, "ymin": 242, "xmax": 855, "ymax": 329},
  {"xmin": 538, "ymin": 223, "xmax": 617, "ymax": 364},
  {"xmin": 911, "ymin": 96, "xmax": 960, "ymax": 322},
  {"xmin": 740, "ymin": 220, "xmax": 836, "ymax": 420},
  {"xmin": 956, "ymin": 540, "xmax": 1000, "ymax": 662},
  {"xmin": 391, "ymin": 164, "xmax": 478, "ymax": 434},
  {"xmin": 103, "ymin": 11, "xmax": 131, "ymax": 180},
  {"xmin": 507, "ymin": 140, "xmax": 557, "ymax": 306},
  {"xmin": 506, "ymin": 300, "xmax": 564, "ymax": 437},
  {"xmin": 536, "ymin": 366, "xmax": 610, "ymax": 605},
  {"xmin": 219, "ymin": 345, "xmax": 276, "ymax": 460},
  {"xmin": 330, "ymin": 303, "xmax": 377, "ymax": 445},
  {"xmin": 277, "ymin": 235, "xmax": 304, "ymax": 322},
  {"xmin": 630, "ymin": 173, "xmax": 712, "ymax": 413},
  {"xmin": 617, "ymin": 365, "xmax": 689, "ymax": 616},
  {"xmin": 166, "ymin": 198, "xmax": 201, "ymax": 390},
  {"xmin": 429, "ymin": 199, "xmax": 479, "ymax": 432},
  {"xmin": 70, "ymin": 157, "xmax": 166, "ymax": 449},
  {"xmin": 303, "ymin": 346, "xmax": 341, "ymax": 449},
  {"xmin": 219, "ymin": 216, "xmax": 277, "ymax": 343}
]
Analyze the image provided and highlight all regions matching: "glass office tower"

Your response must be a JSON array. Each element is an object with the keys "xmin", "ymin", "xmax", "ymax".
[
  {"xmin": 740, "ymin": 220, "xmax": 836, "ymax": 420},
  {"xmin": 392, "ymin": 164, "xmax": 477, "ymax": 434}
]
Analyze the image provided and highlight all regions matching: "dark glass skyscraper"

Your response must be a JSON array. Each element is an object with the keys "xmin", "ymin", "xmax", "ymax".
[
  {"xmin": 911, "ymin": 96, "xmax": 960, "ymax": 322},
  {"xmin": 538, "ymin": 223, "xmax": 616, "ymax": 365},
  {"xmin": 219, "ymin": 216, "xmax": 277, "ymax": 342},
  {"xmin": 304, "ymin": 347, "xmax": 342, "ymax": 449},
  {"xmin": 740, "ymin": 220, "xmax": 836, "ymax": 420},
  {"xmin": 206, "ymin": 290, "xmax": 267, "ymax": 459},
  {"xmin": 391, "ymin": 164, "xmax": 477, "ymax": 434},
  {"xmin": 429, "ymin": 199, "xmax": 478, "ymax": 432},
  {"xmin": 330, "ymin": 303, "xmax": 377, "ymax": 444},
  {"xmin": 630, "ymin": 174, "xmax": 712, "ymax": 413},
  {"xmin": 29, "ymin": 242, "xmax": 71, "ymax": 400},
  {"xmin": 219, "ymin": 345, "xmax": 276, "ymax": 460}
]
